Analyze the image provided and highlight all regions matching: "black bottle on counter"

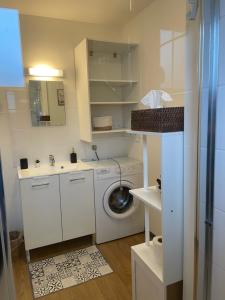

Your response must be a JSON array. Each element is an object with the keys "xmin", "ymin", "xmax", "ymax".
[
  {"xmin": 20, "ymin": 158, "xmax": 28, "ymax": 169},
  {"xmin": 70, "ymin": 148, "xmax": 77, "ymax": 163}
]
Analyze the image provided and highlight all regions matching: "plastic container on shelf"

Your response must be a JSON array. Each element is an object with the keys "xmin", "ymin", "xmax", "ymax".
[{"xmin": 93, "ymin": 116, "xmax": 112, "ymax": 131}]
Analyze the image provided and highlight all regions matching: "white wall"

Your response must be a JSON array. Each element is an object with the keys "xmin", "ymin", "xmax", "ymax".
[
  {"xmin": 0, "ymin": 2, "xmax": 186, "ymax": 236},
  {"xmin": 0, "ymin": 15, "xmax": 130, "ymax": 231},
  {"xmin": 122, "ymin": 0, "xmax": 186, "ymax": 235},
  {"xmin": 14, "ymin": 15, "xmax": 129, "ymax": 163},
  {"xmin": 122, "ymin": 0, "xmax": 186, "ymax": 178}
]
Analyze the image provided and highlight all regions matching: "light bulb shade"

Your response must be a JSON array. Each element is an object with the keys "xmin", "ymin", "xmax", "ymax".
[{"xmin": 28, "ymin": 66, "xmax": 63, "ymax": 77}]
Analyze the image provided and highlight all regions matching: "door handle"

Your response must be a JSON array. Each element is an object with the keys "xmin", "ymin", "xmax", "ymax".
[
  {"xmin": 69, "ymin": 178, "xmax": 85, "ymax": 182},
  {"xmin": 31, "ymin": 183, "xmax": 50, "ymax": 188}
]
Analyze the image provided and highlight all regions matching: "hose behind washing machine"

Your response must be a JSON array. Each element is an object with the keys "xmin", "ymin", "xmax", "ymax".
[{"xmin": 111, "ymin": 158, "xmax": 123, "ymax": 191}]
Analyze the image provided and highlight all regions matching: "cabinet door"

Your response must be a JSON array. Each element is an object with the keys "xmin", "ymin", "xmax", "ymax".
[
  {"xmin": 20, "ymin": 175, "xmax": 62, "ymax": 250},
  {"xmin": 60, "ymin": 170, "xmax": 95, "ymax": 241},
  {"xmin": 0, "ymin": 8, "xmax": 24, "ymax": 87},
  {"xmin": 132, "ymin": 255, "xmax": 165, "ymax": 300}
]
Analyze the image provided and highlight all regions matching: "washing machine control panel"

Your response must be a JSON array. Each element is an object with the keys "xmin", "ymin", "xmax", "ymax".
[
  {"xmin": 96, "ymin": 168, "xmax": 111, "ymax": 176},
  {"xmin": 95, "ymin": 167, "xmax": 117, "ymax": 180},
  {"xmin": 95, "ymin": 163, "xmax": 142, "ymax": 180}
]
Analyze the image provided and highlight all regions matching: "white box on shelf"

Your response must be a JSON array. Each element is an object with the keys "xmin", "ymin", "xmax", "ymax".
[{"xmin": 93, "ymin": 115, "xmax": 112, "ymax": 131}]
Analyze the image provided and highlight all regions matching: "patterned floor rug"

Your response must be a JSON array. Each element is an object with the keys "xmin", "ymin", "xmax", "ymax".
[{"xmin": 29, "ymin": 245, "xmax": 113, "ymax": 298}]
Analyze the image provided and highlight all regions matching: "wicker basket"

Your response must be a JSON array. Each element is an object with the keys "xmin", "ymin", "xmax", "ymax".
[{"xmin": 131, "ymin": 107, "xmax": 184, "ymax": 132}]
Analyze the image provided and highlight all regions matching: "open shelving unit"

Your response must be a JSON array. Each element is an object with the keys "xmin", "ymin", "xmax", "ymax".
[
  {"xmin": 74, "ymin": 39, "xmax": 139, "ymax": 142},
  {"xmin": 129, "ymin": 130, "xmax": 184, "ymax": 300}
]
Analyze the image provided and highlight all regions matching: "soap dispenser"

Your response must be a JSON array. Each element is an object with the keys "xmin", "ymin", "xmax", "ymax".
[{"xmin": 70, "ymin": 148, "xmax": 77, "ymax": 164}]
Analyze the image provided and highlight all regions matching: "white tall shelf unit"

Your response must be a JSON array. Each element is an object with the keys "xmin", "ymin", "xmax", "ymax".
[
  {"xmin": 128, "ymin": 130, "xmax": 184, "ymax": 300},
  {"xmin": 74, "ymin": 39, "xmax": 139, "ymax": 142}
]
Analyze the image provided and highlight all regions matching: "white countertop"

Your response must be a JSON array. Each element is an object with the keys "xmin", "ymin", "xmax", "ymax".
[
  {"xmin": 17, "ymin": 157, "xmax": 142, "ymax": 180},
  {"xmin": 18, "ymin": 161, "xmax": 93, "ymax": 180}
]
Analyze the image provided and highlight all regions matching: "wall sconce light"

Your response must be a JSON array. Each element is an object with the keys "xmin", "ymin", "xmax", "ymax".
[{"xmin": 27, "ymin": 65, "xmax": 63, "ymax": 77}]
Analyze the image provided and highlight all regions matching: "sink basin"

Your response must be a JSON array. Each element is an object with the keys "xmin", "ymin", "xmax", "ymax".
[{"xmin": 18, "ymin": 161, "xmax": 92, "ymax": 179}]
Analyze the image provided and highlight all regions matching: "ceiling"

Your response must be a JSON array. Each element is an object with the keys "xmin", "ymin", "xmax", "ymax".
[{"xmin": 0, "ymin": 0, "xmax": 153, "ymax": 25}]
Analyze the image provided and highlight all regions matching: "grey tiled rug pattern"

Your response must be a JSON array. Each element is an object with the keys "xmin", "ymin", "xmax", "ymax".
[{"xmin": 29, "ymin": 245, "xmax": 113, "ymax": 298}]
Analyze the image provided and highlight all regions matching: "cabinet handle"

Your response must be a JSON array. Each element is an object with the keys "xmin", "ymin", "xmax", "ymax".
[
  {"xmin": 69, "ymin": 178, "xmax": 85, "ymax": 182},
  {"xmin": 31, "ymin": 183, "xmax": 50, "ymax": 188}
]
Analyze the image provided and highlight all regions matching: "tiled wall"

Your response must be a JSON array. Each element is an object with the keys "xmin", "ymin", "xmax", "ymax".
[
  {"xmin": 211, "ymin": 1, "xmax": 225, "ymax": 298},
  {"xmin": 122, "ymin": 0, "xmax": 186, "ymax": 236},
  {"xmin": 1, "ymin": 2, "xmax": 187, "ymax": 233},
  {"xmin": 0, "ymin": 4, "xmax": 187, "ymax": 246},
  {"xmin": 0, "ymin": 15, "xmax": 131, "ymax": 231}
]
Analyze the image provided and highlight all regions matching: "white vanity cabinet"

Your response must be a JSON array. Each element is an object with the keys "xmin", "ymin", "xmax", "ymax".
[
  {"xmin": 19, "ymin": 167, "xmax": 96, "ymax": 260},
  {"xmin": 60, "ymin": 170, "xmax": 95, "ymax": 241},
  {"xmin": 20, "ymin": 175, "xmax": 62, "ymax": 251}
]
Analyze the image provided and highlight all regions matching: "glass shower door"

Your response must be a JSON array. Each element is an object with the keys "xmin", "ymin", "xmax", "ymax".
[
  {"xmin": 0, "ymin": 159, "xmax": 15, "ymax": 300},
  {"xmin": 0, "ymin": 215, "xmax": 10, "ymax": 300},
  {"xmin": 195, "ymin": 0, "xmax": 220, "ymax": 299},
  {"xmin": 185, "ymin": 0, "xmax": 222, "ymax": 299}
]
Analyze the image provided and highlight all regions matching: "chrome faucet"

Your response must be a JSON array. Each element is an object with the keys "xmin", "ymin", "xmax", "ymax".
[{"xmin": 49, "ymin": 155, "xmax": 55, "ymax": 167}]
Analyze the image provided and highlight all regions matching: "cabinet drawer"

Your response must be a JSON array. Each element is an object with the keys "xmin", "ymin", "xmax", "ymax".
[
  {"xmin": 20, "ymin": 175, "xmax": 62, "ymax": 250},
  {"xmin": 60, "ymin": 170, "xmax": 95, "ymax": 241}
]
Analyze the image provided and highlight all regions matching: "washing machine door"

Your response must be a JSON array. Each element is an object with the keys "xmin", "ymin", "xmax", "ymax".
[{"xmin": 103, "ymin": 180, "xmax": 139, "ymax": 219}]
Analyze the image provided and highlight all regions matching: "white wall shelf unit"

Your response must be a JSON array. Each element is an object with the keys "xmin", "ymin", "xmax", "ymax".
[
  {"xmin": 129, "ymin": 130, "xmax": 184, "ymax": 300},
  {"xmin": 74, "ymin": 39, "xmax": 139, "ymax": 142}
]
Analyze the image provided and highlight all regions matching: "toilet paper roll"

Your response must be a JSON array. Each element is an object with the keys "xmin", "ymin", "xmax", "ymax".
[
  {"xmin": 152, "ymin": 236, "xmax": 163, "ymax": 259},
  {"xmin": 153, "ymin": 236, "xmax": 163, "ymax": 246}
]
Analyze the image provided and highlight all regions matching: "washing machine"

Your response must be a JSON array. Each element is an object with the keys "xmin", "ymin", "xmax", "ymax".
[{"xmin": 88, "ymin": 157, "xmax": 144, "ymax": 244}]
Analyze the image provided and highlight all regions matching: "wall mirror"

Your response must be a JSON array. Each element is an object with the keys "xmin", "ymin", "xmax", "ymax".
[{"xmin": 29, "ymin": 80, "xmax": 66, "ymax": 127}]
